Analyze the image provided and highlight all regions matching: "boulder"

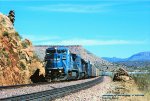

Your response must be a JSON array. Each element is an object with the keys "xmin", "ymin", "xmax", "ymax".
[
  {"xmin": 120, "ymin": 76, "xmax": 130, "ymax": 81},
  {"xmin": 0, "ymin": 13, "xmax": 15, "ymax": 34},
  {"xmin": 113, "ymin": 68, "xmax": 130, "ymax": 81},
  {"xmin": 24, "ymin": 39, "xmax": 32, "ymax": 46}
]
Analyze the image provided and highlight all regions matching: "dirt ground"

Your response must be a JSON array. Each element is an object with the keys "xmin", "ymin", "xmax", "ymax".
[{"xmin": 104, "ymin": 78, "xmax": 149, "ymax": 101}]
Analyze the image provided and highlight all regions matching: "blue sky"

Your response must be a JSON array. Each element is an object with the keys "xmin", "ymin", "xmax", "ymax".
[{"xmin": 0, "ymin": 0, "xmax": 150, "ymax": 58}]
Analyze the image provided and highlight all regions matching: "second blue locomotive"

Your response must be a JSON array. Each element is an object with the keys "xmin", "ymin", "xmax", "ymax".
[{"xmin": 44, "ymin": 46, "xmax": 99, "ymax": 81}]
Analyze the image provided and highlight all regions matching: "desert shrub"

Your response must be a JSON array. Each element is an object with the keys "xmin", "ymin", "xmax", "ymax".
[
  {"xmin": 2, "ymin": 18, "xmax": 6, "ymax": 25},
  {"xmin": 21, "ymin": 41, "xmax": 28, "ymax": 48},
  {"xmin": 133, "ymin": 73, "xmax": 150, "ymax": 92},
  {"xmin": 20, "ymin": 62, "xmax": 26, "ymax": 70},
  {"xmin": 2, "ymin": 48, "xmax": 5, "ymax": 51},
  {"xmin": 33, "ymin": 53, "xmax": 41, "ymax": 62},
  {"xmin": 14, "ymin": 32, "xmax": 19, "ymax": 36},
  {"xmin": 15, "ymin": 32, "xmax": 22, "ymax": 39},
  {"xmin": 7, "ymin": 58, "xmax": 11, "ymax": 66},
  {"xmin": 3, "ymin": 52, "xmax": 9, "ymax": 58},
  {"xmin": 1, "ymin": 49, "xmax": 8, "ymax": 58},
  {"xmin": 3, "ymin": 31, "xmax": 9, "ymax": 37},
  {"xmin": 19, "ymin": 53, "xmax": 26, "ymax": 60}
]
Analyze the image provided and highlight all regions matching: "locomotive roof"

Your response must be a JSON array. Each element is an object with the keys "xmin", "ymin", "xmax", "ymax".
[{"xmin": 46, "ymin": 46, "xmax": 69, "ymax": 50}]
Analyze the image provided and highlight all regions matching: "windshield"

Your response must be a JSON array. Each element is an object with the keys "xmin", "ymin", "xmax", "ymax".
[
  {"xmin": 57, "ymin": 49, "xmax": 67, "ymax": 54},
  {"xmin": 46, "ymin": 50, "xmax": 56, "ymax": 54},
  {"xmin": 46, "ymin": 49, "xmax": 67, "ymax": 54}
]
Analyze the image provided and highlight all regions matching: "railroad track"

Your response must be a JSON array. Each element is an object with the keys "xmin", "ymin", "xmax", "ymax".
[
  {"xmin": 0, "ymin": 82, "xmax": 48, "ymax": 90},
  {"xmin": 0, "ymin": 78, "xmax": 93, "ymax": 90},
  {"xmin": 0, "ymin": 76, "xmax": 103, "ymax": 101}
]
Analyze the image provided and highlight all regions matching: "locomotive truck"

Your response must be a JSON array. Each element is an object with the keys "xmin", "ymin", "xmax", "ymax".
[{"xmin": 44, "ymin": 46, "xmax": 99, "ymax": 81}]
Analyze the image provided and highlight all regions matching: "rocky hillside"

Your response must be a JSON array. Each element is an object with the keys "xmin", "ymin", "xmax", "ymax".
[
  {"xmin": 0, "ymin": 12, "xmax": 44, "ymax": 86},
  {"xmin": 34, "ymin": 45, "xmax": 118, "ymax": 71}
]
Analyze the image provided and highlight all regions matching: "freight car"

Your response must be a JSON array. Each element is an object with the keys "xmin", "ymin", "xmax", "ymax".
[{"xmin": 44, "ymin": 46, "xmax": 99, "ymax": 81}]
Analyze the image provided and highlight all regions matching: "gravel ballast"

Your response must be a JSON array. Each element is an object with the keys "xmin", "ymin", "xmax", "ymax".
[
  {"xmin": 0, "ymin": 77, "xmax": 99, "ymax": 99},
  {"xmin": 54, "ymin": 76, "xmax": 113, "ymax": 101}
]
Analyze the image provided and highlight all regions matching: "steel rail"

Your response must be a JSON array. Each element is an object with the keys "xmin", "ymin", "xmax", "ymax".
[
  {"xmin": 0, "ymin": 80, "xmax": 77, "ymax": 90},
  {"xmin": 0, "ymin": 77, "xmax": 103, "ymax": 101},
  {"xmin": 0, "ymin": 81, "xmax": 63, "ymax": 90},
  {"xmin": 0, "ymin": 77, "xmax": 95, "ymax": 90}
]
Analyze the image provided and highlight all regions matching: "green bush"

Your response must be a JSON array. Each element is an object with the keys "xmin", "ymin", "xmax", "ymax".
[
  {"xmin": 2, "ymin": 48, "xmax": 5, "ymax": 51},
  {"xmin": 14, "ymin": 32, "xmax": 19, "ymax": 36},
  {"xmin": 2, "ymin": 18, "xmax": 6, "ymax": 25},
  {"xmin": 22, "ymin": 41, "xmax": 28, "ymax": 48},
  {"xmin": 3, "ymin": 52, "xmax": 9, "ymax": 58},
  {"xmin": 20, "ymin": 62, "xmax": 26, "ymax": 70},
  {"xmin": 7, "ymin": 59, "xmax": 11, "ymax": 66},
  {"xmin": 3, "ymin": 31, "xmax": 9, "ymax": 37},
  {"xmin": 15, "ymin": 32, "xmax": 22, "ymax": 39}
]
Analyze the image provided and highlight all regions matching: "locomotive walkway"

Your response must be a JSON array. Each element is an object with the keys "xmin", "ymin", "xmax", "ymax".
[{"xmin": 0, "ymin": 77, "xmax": 103, "ymax": 101}]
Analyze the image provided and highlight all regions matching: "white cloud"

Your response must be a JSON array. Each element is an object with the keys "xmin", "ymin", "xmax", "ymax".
[
  {"xmin": 2, "ymin": 0, "xmax": 150, "ymax": 1},
  {"xmin": 28, "ymin": 4, "xmax": 113, "ymax": 13},
  {"xmin": 22, "ymin": 34, "xmax": 60, "ymax": 41},
  {"xmin": 35, "ymin": 39, "xmax": 145, "ymax": 46}
]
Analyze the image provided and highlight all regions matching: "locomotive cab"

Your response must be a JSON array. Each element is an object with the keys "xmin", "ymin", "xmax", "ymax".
[
  {"xmin": 44, "ymin": 47, "xmax": 82, "ymax": 81},
  {"xmin": 44, "ymin": 47, "xmax": 70, "ymax": 81}
]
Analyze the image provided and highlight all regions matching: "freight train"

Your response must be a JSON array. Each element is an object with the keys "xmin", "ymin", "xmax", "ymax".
[{"xmin": 44, "ymin": 46, "xmax": 99, "ymax": 82}]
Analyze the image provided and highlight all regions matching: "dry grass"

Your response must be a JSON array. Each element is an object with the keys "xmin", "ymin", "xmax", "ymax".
[
  {"xmin": 110, "ymin": 75, "xmax": 150, "ymax": 101},
  {"xmin": 131, "ymin": 73, "xmax": 150, "ymax": 101}
]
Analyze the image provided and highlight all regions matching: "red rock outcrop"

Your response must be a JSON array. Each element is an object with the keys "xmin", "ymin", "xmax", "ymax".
[{"xmin": 0, "ymin": 12, "xmax": 45, "ymax": 86}]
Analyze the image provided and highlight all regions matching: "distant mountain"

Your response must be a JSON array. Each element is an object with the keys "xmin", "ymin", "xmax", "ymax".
[
  {"xmin": 103, "ymin": 52, "xmax": 150, "ymax": 62},
  {"xmin": 127, "ymin": 52, "xmax": 150, "ymax": 61},
  {"xmin": 102, "ymin": 57, "xmax": 127, "ymax": 62},
  {"xmin": 102, "ymin": 52, "xmax": 150, "ymax": 69},
  {"xmin": 116, "ymin": 61, "xmax": 150, "ymax": 68}
]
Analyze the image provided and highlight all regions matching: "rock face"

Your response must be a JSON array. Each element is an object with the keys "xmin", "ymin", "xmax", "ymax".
[
  {"xmin": 0, "ymin": 12, "xmax": 44, "ymax": 86},
  {"xmin": 8, "ymin": 10, "xmax": 15, "ymax": 25},
  {"xmin": 113, "ymin": 68, "xmax": 131, "ymax": 81},
  {"xmin": 34, "ymin": 45, "xmax": 115, "ymax": 71}
]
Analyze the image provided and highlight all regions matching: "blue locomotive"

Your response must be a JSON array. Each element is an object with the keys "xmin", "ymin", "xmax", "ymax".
[{"xmin": 44, "ymin": 46, "xmax": 99, "ymax": 81}]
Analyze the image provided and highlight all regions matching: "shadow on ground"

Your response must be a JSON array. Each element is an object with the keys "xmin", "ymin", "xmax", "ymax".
[{"xmin": 30, "ymin": 69, "xmax": 46, "ymax": 83}]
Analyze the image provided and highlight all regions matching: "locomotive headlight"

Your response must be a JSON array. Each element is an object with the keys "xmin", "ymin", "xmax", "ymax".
[
  {"xmin": 49, "ymin": 71, "xmax": 51, "ymax": 73},
  {"xmin": 59, "ymin": 70, "xmax": 62, "ymax": 73}
]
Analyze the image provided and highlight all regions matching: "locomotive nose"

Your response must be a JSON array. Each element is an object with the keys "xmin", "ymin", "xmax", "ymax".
[
  {"xmin": 54, "ymin": 53, "xmax": 60, "ymax": 61},
  {"xmin": 52, "ymin": 53, "xmax": 62, "ymax": 68}
]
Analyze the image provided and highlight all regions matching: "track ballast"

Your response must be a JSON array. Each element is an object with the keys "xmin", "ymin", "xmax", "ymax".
[{"xmin": 0, "ymin": 77, "xmax": 103, "ymax": 101}]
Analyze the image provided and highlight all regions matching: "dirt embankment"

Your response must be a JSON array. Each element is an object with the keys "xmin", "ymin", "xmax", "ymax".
[
  {"xmin": 0, "ymin": 12, "xmax": 45, "ymax": 86},
  {"xmin": 109, "ymin": 78, "xmax": 149, "ymax": 101},
  {"xmin": 103, "ymin": 68, "xmax": 149, "ymax": 101}
]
